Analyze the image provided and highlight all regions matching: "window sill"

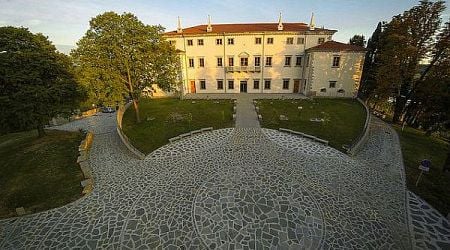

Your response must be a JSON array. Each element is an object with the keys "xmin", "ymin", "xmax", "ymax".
[
  {"xmin": 284, "ymin": 66, "xmax": 291, "ymax": 67},
  {"xmin": 331, "ymin": 66, "xmax": 340, "ymax": 68}
]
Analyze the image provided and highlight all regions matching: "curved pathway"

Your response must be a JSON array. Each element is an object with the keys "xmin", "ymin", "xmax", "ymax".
[{"xmin": 0, "ymin": 113, "xmax": 448, "ymax": 249}]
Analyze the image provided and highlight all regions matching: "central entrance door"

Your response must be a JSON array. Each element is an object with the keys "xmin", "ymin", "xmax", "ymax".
[
  {"xmin": 293, "ymin": 79, "xmax": 300, "ymax": 93},
  {"xmin": 190, "ymin": 80, "xmax": 196, "ymax": 93},
  {"xmin": 240, "ymin": 81, "xmax": 247, "ymax": 93}
]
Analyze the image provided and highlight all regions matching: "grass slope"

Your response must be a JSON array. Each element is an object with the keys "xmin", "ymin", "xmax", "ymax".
[
  {"xmin": 394, "ymin": 126, "xmax": 449, "ymax": 216},
  {"xmin": 122, "ymin": 98, "xmax": 234, "ymax": 154},
  {"xmin": 257, "ymin": 98, "xmax": 366, "ymax": 151},
  {"xmin": 0, "ymin": 130, "xmax": 83, "ymax": 219}
]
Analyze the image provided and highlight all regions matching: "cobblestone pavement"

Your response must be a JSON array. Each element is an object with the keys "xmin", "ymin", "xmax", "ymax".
[{"xmin": 0, "ymin": 114, "xmax": 448, "ymax": 249}]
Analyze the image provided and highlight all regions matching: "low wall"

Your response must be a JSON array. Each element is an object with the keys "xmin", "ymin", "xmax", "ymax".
[
  {"xmin": 77, "ymin": 131, "xmax": 95, "ymax": 195},
  {"xmin": 347, "ymin": 98, "xmax": 372, "ymax": 156},
  {"xmin": 116, "ymin": 102, "xmax": 145, "ymax": 160},
  {"xmin": 50, "ymin": 108, "xmax": 99, "ymax": 126},
  {"xmin": 279, "ymin": 128, "xmax": 329, "ymax": 145}
]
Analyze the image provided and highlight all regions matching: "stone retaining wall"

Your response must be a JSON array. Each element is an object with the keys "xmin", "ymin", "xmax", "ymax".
[
  {"xmin": 347, "ymin": 98, "xmax": 371, "ymax": 156},
  {"xmin": 116, "ymin": 103, "xmax": 145, "ymax": 160},
  {"xmin": 77, "ymin": 131, "xmax": 94, "ymax": 194}
]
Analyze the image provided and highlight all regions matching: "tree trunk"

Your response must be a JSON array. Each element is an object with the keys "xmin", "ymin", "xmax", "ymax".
[
  {"xmin": 133, "ymin": 99, "xmax": 141, "ymax": 123},
  {"xmin": 443, "ymin": 147, "xmax": 450, "ymax": 172},
  {"xmin": 393, "ymin": 96, "xmax": 405, "ymax": 123},
  {"xmin": 37, "ymin": 123, "xmax": 46, "ymax": 137}
]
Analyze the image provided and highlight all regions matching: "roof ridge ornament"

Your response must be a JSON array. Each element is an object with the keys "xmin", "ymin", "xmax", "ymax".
[
  {"xmin": 177, "ymin": 16, "xmax": 183, "ymax": 33},
  {"xmin": 207, "ymin": 15, "xmax": 212, "ymax": 32},
  {"xmin": 309, "ymin": 12, "xmax": 315, "ymax": 31},
  {"xmin": 277, "ymin": 12, "xmax": 283, "ymax": 31}
]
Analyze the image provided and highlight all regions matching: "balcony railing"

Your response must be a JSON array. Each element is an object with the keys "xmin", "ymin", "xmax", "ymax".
[{"xmin": 225, "ymin": 66, "xmax": 261, "ymax": 73}]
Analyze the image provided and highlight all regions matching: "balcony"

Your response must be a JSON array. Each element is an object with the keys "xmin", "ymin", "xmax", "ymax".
[{"xmin": 225, "ymin": 66, "xmax": 261, "ymax": 73}]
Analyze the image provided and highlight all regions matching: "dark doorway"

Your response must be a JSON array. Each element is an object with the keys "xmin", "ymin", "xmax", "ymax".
[{"xmin": 240, "ymin": 81, "xmax": 247, "ymax": 93}]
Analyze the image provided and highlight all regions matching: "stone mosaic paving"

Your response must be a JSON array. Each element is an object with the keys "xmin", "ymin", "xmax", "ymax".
[
  {"xmin": 408, "ymin": 191, "xmax": 450, "ymax": 249},
  {"xmin": 0, "ymin": 113, "xmax": 449, "ymax": 249}
]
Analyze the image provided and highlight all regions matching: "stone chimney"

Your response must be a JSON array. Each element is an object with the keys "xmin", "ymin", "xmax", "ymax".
[
  {"xmin": 277, "ymin": 12, "xmax": 283, "ymax": 31},
  {"xmin": 309, "ymin": 12, "xmax": 315, "ymax": 31},
  {"xmin": 177, "ymin": 16, "xmax": 183, "ymax": 33},
  {"xmin": 207, "ymin": 15, "xmax": 212, "ymax": 32}
]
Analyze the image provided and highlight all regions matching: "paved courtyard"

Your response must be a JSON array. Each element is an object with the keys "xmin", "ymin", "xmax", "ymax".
[{"xmin": 0, "ymin": 113, "xmax": 449, "ymax": 249}]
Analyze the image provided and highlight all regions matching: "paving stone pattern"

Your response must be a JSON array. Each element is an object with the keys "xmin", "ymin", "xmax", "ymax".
[{"xmin": 0, "ymin": 113, "xmax": 448, "ymax": 249}]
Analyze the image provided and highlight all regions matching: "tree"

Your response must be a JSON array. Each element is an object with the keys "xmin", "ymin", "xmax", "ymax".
[
  {"xmin": 349, "ymin": 34, "xmax": 366, "ymax": 47},
  {"xmin": 374, "ymin": 0, "xmax": 446, "ymax": 123},
  {"xmin": 71, "ymin": 12, "xmax": 179, "ymax": 123},
  {"xmin": 358, "ymin": 22, "xmax": 382, "ymax": 100},
  {"xmin": 0, "ymin": 27, "xmax": 83, "ymax": 137}
]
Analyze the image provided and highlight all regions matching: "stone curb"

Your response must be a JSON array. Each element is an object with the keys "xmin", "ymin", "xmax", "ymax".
[
  {"xmin": 168, "ymin": 127, "xmax": 214, "ymax": 144},
  {"xmin": 278, "ymin": 128, "xmax": 329, "ymax": 145},
  {"xmin": 116, "ymin": 103, "xmax": 146, "ymax": 160},
  {"xmin": 347, "ymin": 98, "xmax": 371, "ymax": 155}
]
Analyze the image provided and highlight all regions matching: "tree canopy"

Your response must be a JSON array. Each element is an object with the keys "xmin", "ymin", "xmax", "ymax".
[
  {"xmin": 375, "ymin": 0, "xmax": 447, "ymax": 123},
  {"xmin": 71, "ymin": 12, "xmax": 179, "ymax": 122},
  {"xmin": 0, "ymin": 27, "xmax": 83, "ymax": 136},
  {"xmin": 349, "ymin": 34, "xmax": 366, "ymax": 47}
]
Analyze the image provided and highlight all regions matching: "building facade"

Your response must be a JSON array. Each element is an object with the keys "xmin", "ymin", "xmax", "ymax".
[{"xmin": 163, "ymin": 15, "xmax": 365, "ymax": 97}]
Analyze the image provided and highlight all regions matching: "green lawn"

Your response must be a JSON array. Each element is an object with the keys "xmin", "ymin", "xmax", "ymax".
[
  {"xmin": 394, "ymin": 125, "xmax": 449, "ymax": 216},
  {"xmin": 257, "ymin": 98, "xmax": 366, "ymax": 151},
  {"xmin": 0, "ymin": 130, "xmax": 84, "ymax": 219},
  {"xmin": 122, "ymin": 98, "xmax": 234, "ymax": 154}
]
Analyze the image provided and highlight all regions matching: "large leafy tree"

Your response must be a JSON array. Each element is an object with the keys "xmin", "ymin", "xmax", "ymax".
[
  {"xmin": 375, "ymin": 0, "xmax": 447, "ymax": 123},
  {"xmin": 0, "ymin": 27, "xmax": 83, "ymax": 137},
  {"xmin": 72, "ymin": 12, "xmax": 179, "ymax": 123}
]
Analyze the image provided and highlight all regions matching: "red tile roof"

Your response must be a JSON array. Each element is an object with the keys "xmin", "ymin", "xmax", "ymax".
[
  {"xmin": 308, "ymin": 41, "xmax": 365, "ymax": 52},
  {"xmin": 165, "ymin": 23, "xmax": 335, "ymax": 36}
]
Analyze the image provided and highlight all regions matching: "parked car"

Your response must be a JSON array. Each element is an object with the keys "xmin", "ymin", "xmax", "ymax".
[{"xmin": 101, "ymin": 107, "xmax": 115, "ymax": 113}]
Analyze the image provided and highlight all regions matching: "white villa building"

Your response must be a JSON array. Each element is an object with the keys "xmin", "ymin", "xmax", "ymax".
[{"xmin": 163, "ymin": 14, "xmax": 366, "ymax": 97}]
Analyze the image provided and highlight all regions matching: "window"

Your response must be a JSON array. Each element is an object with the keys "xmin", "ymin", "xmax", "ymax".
[
  {"xmin": 228, "ymin": 38, "xmax": 234, "ymax": 45},
  {"xmin": 228, "ymin": 80, "xmax": 234, "ymax": 89},
  {"xmin": 197, "ymin": 39, "xmax": 204, "ymax": 46},
  {"xmin": 297, "ymin": 37, "xmax": 304, "ymax": 44},
  {"xmin": 286, "ymin": 37, "xmax": 294, "ymax": 45},
  {"xmin": 306, "ymin": 55, "xmax": 310, "ymax": 67},
  {"xmin": 254, "ymin": 56, "xmax": 261, "ymax": 66},
  {"xmin": 217, "ymin": 57, "xmax": 223, "ymax": 67},
  {"xmin": 200, "ymin": 80, "xmax": 206, "ymax": 89},
  {"xmin": 216, "ymin": 39, "xmax": 222, "ymax": 45},
  {"xmin": 187, "ymin": 39, "xmax": 193, "ymax": 46},
  {"xmin": 283, "ymin": 79, "xmax": 290, "ymax": 89},
  {"xmin": 337, "ymin": 89, "xmax": 345, "ymax": 93},
  {"xmin": 329, "ymin": 81, "xmax": 336, "ymax": 88},
  {"xmin": 295, "ymin": 56, "xmax": 302, "ymax": 66},
  {"xmin": 285, "ymin": 56, "xmax": 292, "ymax": 66},
  {"xmin": 169, "ymin": 40, "xmax": 176, "ymax": 45},
  {"xmin": 240, "ymin": 57, "xmax": 248, "ymax": 66},
  {"xmin": 188, "ymin": 58, "xmax": 194, "ymax": 67},
  {"xmin": 264, "ymin": 79, "xmax": 271, "ymax": 89},
  {"xmin": 318, "ymin": 37, "xmax": 325, "ymax": 44},
  {"xmin": 228, "ymin": 57, "xmax": 234, "ymax": 66},
  {"xmin": 332, "ymin": 56, "xmax": 340, "ymax": 67},
  {"xmin": 320, "ymin": 88, "xmax": 326, "ymax": 93},
  {"xmin": 253, "ymin": 80, "xmax": 260, "ymax": 89},
  {"xmin": 199, "ymin": 58, "xmax": 205, "ymax": 67},
  {"xmin": 217, "ymin": 80, "xmax": 223, "ymax": 89},
  {"xmin": 255, "ymin": 37, "xmax": 262, "ymax": 44},
  {"xmin": 267, "ymin": 37, "xmax": 274, "ymax": 44},
  {"xmin": 265, "ymin": 56, "xmax": 272, "ymax": 67}
]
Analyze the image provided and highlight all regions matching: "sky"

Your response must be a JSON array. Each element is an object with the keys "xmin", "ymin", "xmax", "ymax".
[{"xmin": 1, "ymin": 0, "xmax": 449, "ymax": 51}]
